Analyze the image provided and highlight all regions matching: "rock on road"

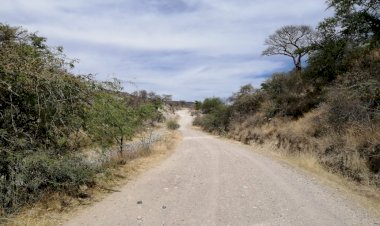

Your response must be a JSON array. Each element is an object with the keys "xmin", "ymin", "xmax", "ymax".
[{"xmin": 65, "ymin": 110, "xmax": 379, "ymax": 226}]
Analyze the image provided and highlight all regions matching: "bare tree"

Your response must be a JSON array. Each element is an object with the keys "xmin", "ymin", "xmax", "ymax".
[{"xmin": 262, "ymin": 25, "xmax": 314, "ymax": 72}]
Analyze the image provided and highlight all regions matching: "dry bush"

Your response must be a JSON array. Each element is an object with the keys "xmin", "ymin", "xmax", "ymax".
[
  {"xmin": 192, "ymin": 115, "xmax": 203, "ymax": 126},
  {"xmin": 228, "ymin": 103, "xmax": 379, "ymax": 186},
  {"xmin": 274, "ymin": 106, "xmax": 379, "ymax": 185},
  {"xmin": 0, "ymin": 153, "xmax": 96, "ymax": 217},
  {"xmin": 166, "ymin": 119, "xmax": 180, "ymax": 130}
]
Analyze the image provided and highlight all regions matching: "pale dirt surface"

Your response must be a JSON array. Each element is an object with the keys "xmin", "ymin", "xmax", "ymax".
[{"xmin": 65, "ymin": 110, "xmax": 380, "ymax": 226}]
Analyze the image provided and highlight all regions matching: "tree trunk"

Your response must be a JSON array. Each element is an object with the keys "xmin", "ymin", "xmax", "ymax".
[
  {"xmin": 119, "ymin": 136, "xmax": 123, "ymax": 156},
  {"xmin": 295, "ymin": 55, "xmax": 302, "ymax": 72}
]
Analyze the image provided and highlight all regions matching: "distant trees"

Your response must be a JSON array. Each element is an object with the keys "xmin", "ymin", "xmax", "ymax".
[{"xmin": 262, "ymin": 25, "xmax": 315, "ymax": 71}]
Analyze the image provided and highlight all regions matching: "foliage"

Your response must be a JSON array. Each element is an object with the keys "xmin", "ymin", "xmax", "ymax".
[
  {"xmin": 327, "ymin": 0, "xmax": 380, "ymax": 44},
  {"xmin": 200, "ymin": 97, "xmax": 225, "ymax": 114},
  {"xmin": 0, "ymin": 152, "xmax": 96, "ymax": 214},
  {"xmin": 229, "ymin": 84, "xmax": 263, "ymax": 119},
  {"xmin": 86, "ymin": 91, "xmax": 136, "ymax": 153},
  {"xmin": 0, "ymin": 24, "xmax": 90, "ymax": 153},
  {"xmin": 194, "ymin": 101, "xmax": 202, "ymax": 110},
  {"xmin": 193, "ymin": 98, "xmax": 230, "ymax": 134},
  {"xmin": 0, "ymin": 24, "xmax": 164, "ymax": 214},
  {"xmin": 166, "ymin": 119, "xmax": 180, "ymax": 130},
  {"xmin": 196, "ymin": 0, "xmax": 380, "ymax": 185}
]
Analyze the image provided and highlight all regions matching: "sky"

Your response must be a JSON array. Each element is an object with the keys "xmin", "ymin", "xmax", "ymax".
[{"xmin": 1, "ymin": 0, "xmax": 332, "ymax": 101}]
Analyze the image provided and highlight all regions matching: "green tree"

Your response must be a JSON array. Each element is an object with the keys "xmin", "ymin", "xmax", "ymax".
[
  {"xmin": 305, "ymin": 0, "xmax": 379, "ymax": 86},
  {"xmin": 0, "ymin": 24, "xmax": 95, "ymax": 213},
  {"xmin": 0, "ymin": 24, "xmax": 91, "ymax": 152},
  {"xmin": 229, "ymin": 84, "xmax": 263, "ymax": 118},
  {"xmin": 201, "ymin": 97, "xmax": 225, "ymax": 114},
  {"xmin": 327, "ymin": 0, "xmax": 380, "ymax": 44},
  {"xmin": 86, "ymin": 91, "xmax": 136, "ymax": 155}
]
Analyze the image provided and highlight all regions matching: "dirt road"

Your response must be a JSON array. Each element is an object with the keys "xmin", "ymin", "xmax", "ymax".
[{"xmin": 65, "ymin": 110, "xmax": 379, "ymax": 226}]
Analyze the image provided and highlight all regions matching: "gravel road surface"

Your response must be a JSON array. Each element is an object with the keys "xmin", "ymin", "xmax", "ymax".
[{"xmin": 65, "ymin": 110, "xmax": 379, "ymax": 226}]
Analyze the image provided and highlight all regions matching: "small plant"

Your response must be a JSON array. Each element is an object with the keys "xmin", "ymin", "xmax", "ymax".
[{"xmin": 166, "ymin": 119, "xmax": 180, "ymax": 130}]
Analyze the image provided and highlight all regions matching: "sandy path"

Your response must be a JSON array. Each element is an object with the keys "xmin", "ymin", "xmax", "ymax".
[{"xmin": 65, "ymin": 110, "xmax": 379, "ymax": 226}]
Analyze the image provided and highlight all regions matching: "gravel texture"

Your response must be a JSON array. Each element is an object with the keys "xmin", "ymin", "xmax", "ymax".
[{"xmin": 65, "ymin": 110, "xmax": 380, "ymax": 226}]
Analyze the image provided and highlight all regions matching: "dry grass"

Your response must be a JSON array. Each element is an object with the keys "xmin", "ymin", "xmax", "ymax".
[
  {"xmin": 228, "ymin": 113, "xmax": 380, "ymax": 217},
  {"xmin": 226, "ymin": 107, "xmax": 380, "ymax": 217},
  {"xmin": 252, "ymin": 141, "xmax": 380, "ymax": 218},
  {"xmin": 3, "ymin": 131, "xmax": 182, "ymax": 226}
]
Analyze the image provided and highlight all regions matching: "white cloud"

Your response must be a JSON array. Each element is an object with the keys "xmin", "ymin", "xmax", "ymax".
[{"xmin": 1, "ymin": 0, "xmax": 332, "ymax": 100}]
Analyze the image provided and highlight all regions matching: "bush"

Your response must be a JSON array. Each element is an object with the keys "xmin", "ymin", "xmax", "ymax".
[
  {"xmin": 230, "ymin": 88, "xmax": 264, "ymax": 120},
  {"xmin": 193, "ymin": 107, "xmax": 230, "ymax": 134},
  {"xmin": 0, "ymin": 24, "xmax": 92, "ymax": 153},
  {"xmin": 0, "ymin": 152, "xmax": 96, "ymax": 214},
  {"xmin": 200, "ymin": 97, "xmax": 225, "ymax": 114},
  {"xmin": 192, "ymin": 115, "xmax": 203, "ymax": 126},
  {"xmin": 166, "ymin": 119, "xmax": 180, "ymax": 130},
  {"xmin": 261, "ymin": 72, "xmax": 320, "ymax": 118},
  {"xmin": 0, "ymin": 24, "xmax": 165, "ymax": 216}
]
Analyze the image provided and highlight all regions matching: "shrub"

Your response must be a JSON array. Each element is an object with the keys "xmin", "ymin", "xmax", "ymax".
[
  {"xmin": 200, "ymin": 97, "xmax": 225, "ymax": 114},
  {"xmin": 0, "ymin": 24, "xmax": 164, "ymax": 216},
  {"xmin": 260, "ymin": 72, "xmax": 320, "ymax": 118},
  {"xmin": 193, "ymin": 106, "xmax": 230, "ymax": 134},
  {"xmin": 0, "ymin": 152, "xmax": 96, "ymax": 214},
  {"xmin": 166, "ymin": 119, "xmax": 180, "ymax": 130},
  {"xmin": 230, "ymin": 88, "xmax": 264, "ymax": 120},
  {"xmin": 0, "ymin": 24, "xmax": 93, "ymax": 153},
  {"xmin": 192, "ymin": 115, "xmax": 203, "ymax": 126}
]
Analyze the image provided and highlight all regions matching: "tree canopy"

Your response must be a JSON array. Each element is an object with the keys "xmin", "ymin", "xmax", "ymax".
[{"xmin": 262, "ymin": 25, "xmax": 315, "ymax": 71}]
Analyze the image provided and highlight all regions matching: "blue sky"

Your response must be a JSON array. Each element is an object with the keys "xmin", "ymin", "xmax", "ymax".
[{"xmin": 1, "ymin": 0, "xmax": 332, "ymax": 101}]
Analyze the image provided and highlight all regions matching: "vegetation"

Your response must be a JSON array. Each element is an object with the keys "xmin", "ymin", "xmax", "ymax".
[
  {"xmin": 193, "ymin": 97, "xmax": 230, "ymax": 134},
  {"xmin": 194, "ymin": 1, "xmax": 380, "ymax": 186},
  {"xmin": 166, "ymin": 119, "xmax": 180, "ymax": 130},
  {"xmin": 0, "ymin": 24, "xmax": 166, "ymax": 215},
  {"xmin": 262, "ymin": 25, "xmax": 315, "ymax": 71}
]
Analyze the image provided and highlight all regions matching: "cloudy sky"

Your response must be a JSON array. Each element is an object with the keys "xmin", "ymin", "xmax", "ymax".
[{"xmin": 1, "ymin": 0, "xmax": 332, "ymax": 101}]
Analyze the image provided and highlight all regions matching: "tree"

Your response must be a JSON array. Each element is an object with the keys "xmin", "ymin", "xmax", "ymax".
[
  {"xmin": 195, "ymin": 97, "xmax": 230, "ymax": 133},
  {"xmin": 229, "ymin": 84, "xmax": 264, "ymax": 118},
  {"xmin": 304, "ymin": 18, "xmax": 349, "ymax": 85},
  {"xmin": 262, "ymin": 25, "xmax": 315, "ymax": 71},
  {"xmin": 0, "ymin": 24, "xmax": 91, "ymax": 152},
  {"xmin": 326, "ymin": 0, "xmax": 380, "ymax": 44},
  {"xmin": 86, "ymin": 80, "xmax": 139, "ymax": 155},
  {"xmin": 86, "ymin": 92, "xmax": 133, "ymax": 154},
  {"xmin": 305, "ymin": 0, "xmax": 379, "ymax": 85},
  {"xmin": 201, "ymin": 98, "xmax": 225, "ymax": 114},
  {"xmin": 0, "ymin": 24, "xmax": 97, "ymax": 213}
]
